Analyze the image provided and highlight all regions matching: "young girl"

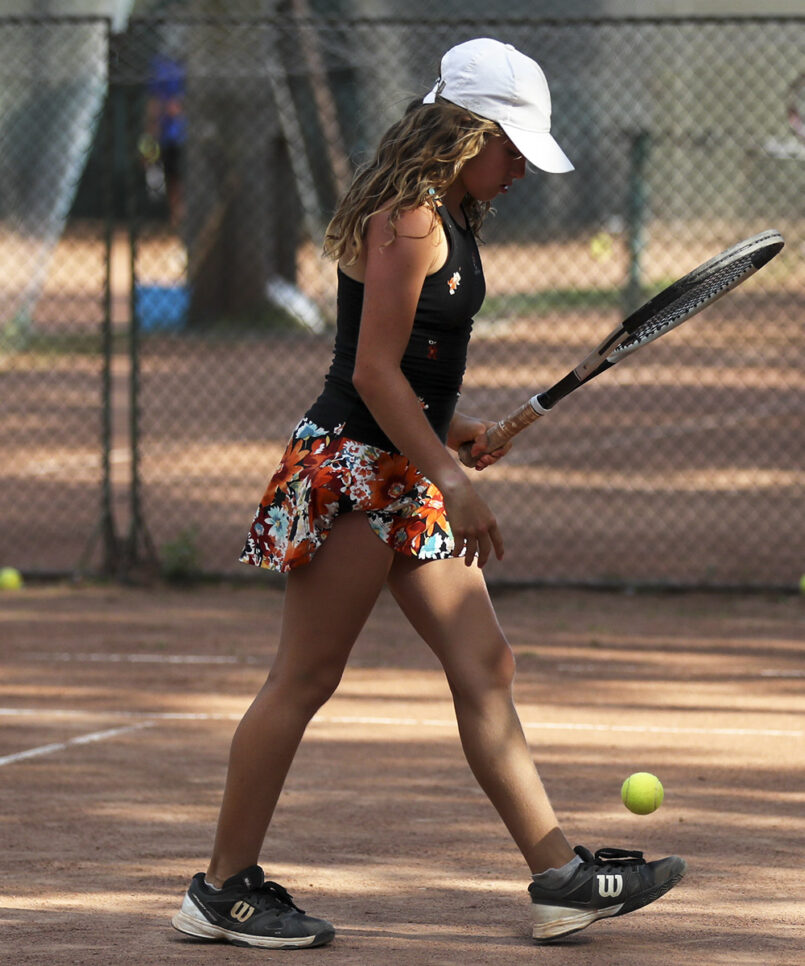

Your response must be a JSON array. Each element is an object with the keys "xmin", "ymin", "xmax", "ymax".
[{"xmin": 172, "ymin": 38, "xmax": 685, "ymax": 949}]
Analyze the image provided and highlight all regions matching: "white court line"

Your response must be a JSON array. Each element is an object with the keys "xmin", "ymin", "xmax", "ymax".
[
  {"xmin": 24, "ymin": 653, "xmax": 801, "ymax": 680},
  {"xmin": 0, "ymin": 708, "xmax": 801, "ymax": 740},
  {"xmin": 0, "ymin": 721, "xmax": 154, "ymax": 768},
  {"xmin": 559, "ymin": 663, "xmax": 804, "ymax": 679},
  {"xmin": 320, "ymin": 716, "xmax": 805, "ymax": 739},
  {"xmin": 0, "ymin": 708, "xmax": 241, "ymax": 720},
  {"xmin": 30, "ymin": 652, "xmax": 258, "ymax": 666}
]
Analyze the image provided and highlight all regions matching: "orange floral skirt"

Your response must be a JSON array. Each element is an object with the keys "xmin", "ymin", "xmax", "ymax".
[{"xmin": 239, "ymin": 418, "xmax": 454, "ymax": 572}]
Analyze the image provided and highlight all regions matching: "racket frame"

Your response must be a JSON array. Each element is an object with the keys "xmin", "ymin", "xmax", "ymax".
[{"xmin": 459, "ymin": 228, "xmax": 784, "ymax": 465}]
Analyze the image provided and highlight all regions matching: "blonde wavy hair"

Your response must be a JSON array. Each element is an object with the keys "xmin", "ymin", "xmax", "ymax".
[{"xmin": 323, "ymin": 99, "xmax": 502, "ymax": 265}]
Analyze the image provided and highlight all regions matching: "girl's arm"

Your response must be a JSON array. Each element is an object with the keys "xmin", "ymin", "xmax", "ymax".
[{"xmin": 351, "ymin": 206, "xmax": 504, "ymax": 567}]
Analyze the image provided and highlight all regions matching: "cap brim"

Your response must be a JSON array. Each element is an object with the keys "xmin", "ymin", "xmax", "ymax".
[{"xmin": 502, "ymin": 124, "xmax": 574, "ymax": 174}]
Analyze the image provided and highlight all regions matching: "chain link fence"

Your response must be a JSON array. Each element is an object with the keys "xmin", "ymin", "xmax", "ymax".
[
  {"xmin": 2, "ymin": 14, "xmax": 803, "ymax": 588},
  {"xmin": 0, "ymin": 17, "xmax": 113, "ymax": 575}
]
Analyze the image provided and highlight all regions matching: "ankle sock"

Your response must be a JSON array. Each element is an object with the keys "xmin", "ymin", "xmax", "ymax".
[{"xmin": 532, "ymin": 854, "xmax": 583, "ymax": 888}]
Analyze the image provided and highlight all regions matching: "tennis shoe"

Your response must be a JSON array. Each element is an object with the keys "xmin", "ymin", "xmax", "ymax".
[
  {"xmin": 171, "ymin": 865, "xmax": 335, "ymax": 948},
  {"xmin": 529, "ymin": 846, "xmax": 686, "ymax": 943}
]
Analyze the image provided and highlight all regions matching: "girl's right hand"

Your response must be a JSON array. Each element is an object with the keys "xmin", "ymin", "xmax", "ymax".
[{"xmin": 441, "ymin": 477, "xmax": 504, "ymax": 568}]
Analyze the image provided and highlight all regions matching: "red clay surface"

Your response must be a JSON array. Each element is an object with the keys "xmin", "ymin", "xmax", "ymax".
[{"xmin": 1, "ymin": 581, "xmax": 803, "ymax": 965}]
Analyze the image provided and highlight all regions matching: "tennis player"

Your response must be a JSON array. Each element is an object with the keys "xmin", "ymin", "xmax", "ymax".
[{"xmin": 172, "ymin": 38, "xmax": 685, "ymax": 949}]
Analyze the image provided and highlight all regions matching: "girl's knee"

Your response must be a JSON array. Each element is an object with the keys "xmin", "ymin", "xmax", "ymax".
[
  {"xmin": 488, "ymin": 640, "xmax": 517, "ymax": 689},
  {"xmin": 266, "ymin": 662, "xmax": 344, "ymax": 715},
  {"xmin": 448, "ymin": 637, "xmax": 517, "ymax": 701}
]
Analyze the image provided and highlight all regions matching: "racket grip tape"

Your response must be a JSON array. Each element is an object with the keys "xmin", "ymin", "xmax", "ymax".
[{"xmin": 457, "ymin": 397, "xmax": 546, "ymax": 467}]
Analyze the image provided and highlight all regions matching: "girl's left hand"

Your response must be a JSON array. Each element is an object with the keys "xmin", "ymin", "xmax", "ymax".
[
  {"xmin": 469, "ymin": 420, "xmax": 512, "ymax": 470},
  {"xmin": 449, "ymin": 415, "xmax": 512, "ymax": 471}
]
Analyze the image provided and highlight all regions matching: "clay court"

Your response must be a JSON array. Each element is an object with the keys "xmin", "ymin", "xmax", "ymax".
[{"xmin": 1, "ymin": 580, "xmax": 802, "ymax": 965}]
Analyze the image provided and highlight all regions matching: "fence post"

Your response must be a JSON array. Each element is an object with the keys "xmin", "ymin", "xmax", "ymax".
[
  {"xmin": 623, "ymin": 128, "xmax": 651, "ymax": 315},
  {"xmin": 99, "ymin": 17, "xmax": 120, "ymax": 575},
  {"xmin": 121, "ymin": 72, "xmax": 159, "ymax": 580},
  {"xmin": 78, "ymin": 17, "xmax": 121, "ymax": 578}
]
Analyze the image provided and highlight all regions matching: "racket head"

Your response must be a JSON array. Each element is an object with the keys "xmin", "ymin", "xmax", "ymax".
[{"xmin": 609, "ymin": 229, "xmax": 784, "ymax": 363}]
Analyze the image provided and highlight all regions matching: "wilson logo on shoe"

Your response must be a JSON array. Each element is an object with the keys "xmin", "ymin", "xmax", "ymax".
[
  {"xmin": 596, "ymin": 874, "xmax": 624, "ymax": 898},
  {"xmin": 230, "ymin": 900, "xmax": 256, "ymax": 923}
]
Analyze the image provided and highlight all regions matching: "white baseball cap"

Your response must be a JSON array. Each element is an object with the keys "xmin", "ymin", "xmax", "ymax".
[{"xmin": 423, "ymin": 38, "xmax": 574, "ymax": 174}]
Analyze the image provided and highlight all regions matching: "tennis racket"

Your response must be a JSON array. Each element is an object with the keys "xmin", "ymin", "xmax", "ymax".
[{"xmin": 459, "ymin": 228, "xmax": 784, "ymax": 467}]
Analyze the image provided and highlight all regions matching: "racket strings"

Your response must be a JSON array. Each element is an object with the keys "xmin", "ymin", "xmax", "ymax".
[{"xmin": 611, "ymin": 253, "xmax": 756, "ymax": 359}]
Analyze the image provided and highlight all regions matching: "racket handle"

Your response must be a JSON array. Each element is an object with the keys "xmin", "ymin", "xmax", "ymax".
[{"xmin": 458, "ymin": 395, "xmax": 548, "ymax": 467}]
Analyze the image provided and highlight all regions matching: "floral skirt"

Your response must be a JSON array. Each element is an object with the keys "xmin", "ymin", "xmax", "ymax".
[{"xmin": 239, "ymin": 418, "xmax": 455, "ymax": 572}]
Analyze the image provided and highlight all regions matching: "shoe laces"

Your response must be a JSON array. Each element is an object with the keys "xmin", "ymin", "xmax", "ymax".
[
  {"xmin": 576, "ymin": 846, "xmax": 647, "ymax": 869},
  {"xmin": 251, "ymin": 880, "xmax": 305, "ymax": 915}
]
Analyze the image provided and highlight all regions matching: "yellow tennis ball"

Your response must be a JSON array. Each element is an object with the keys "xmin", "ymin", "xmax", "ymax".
[
  {"xmin": 799, "ymin": 574, "xmax": 805, "ymax": 594},
  {"xmin": 0, "ymin": 567, "xmax": 23, "ymax": 590},
  {"xmin": 621, "ymin": 772, "xmax": 664, "ymax": 814},
  {"xmin": 590, "ymin": 231, "xmax": 613, "ymax": 261}
]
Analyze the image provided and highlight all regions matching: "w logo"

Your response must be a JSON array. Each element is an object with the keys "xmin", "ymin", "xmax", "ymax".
[
  {"xmin": 230, "ymin": 900, "xmax": 256, "ymax": 923},
  {"xmin": 596, "ymin": 874, "xmax": 624, "ymax": 898}
]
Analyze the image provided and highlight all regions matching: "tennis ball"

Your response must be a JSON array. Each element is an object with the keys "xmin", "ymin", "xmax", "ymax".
[
  {"xmin": 590, "ymin": 231, "xmax": 614, "ymax": 261},
  {"xmin": 0, "ymin": 566, "xmax": 23, "ymax": 590},
  {"xmin": 621, "ymin": 772, "xmax": 664, "ymax": 815},
  {"xmin": 799, "ymin": 574, "xmax": 805, "ymax": 594}
]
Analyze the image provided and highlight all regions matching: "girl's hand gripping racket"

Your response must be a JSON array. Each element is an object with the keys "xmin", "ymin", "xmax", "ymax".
[{"xmin": 459, "ymin": 229, "xmax": 784, "ymax": 467}]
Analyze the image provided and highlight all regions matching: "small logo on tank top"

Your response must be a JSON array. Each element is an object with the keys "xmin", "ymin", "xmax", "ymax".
[{"xmin": 447, "ymin": 270, "xmax": 461, "ymax": 295}]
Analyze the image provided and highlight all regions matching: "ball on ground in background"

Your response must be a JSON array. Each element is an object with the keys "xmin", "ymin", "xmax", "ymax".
[
  {"xmin": 799, "ymin": 574, "xmax": 805, "ymax": 594},
  {"xmin": 621, "ymin": 772, "xmax": 664, "ymax": 814},
  {"xmin": 0, "ymin": 567, "xmax": 23, "ymax": 590},
  {"xmin": 590, "ymin": 230, "xmax": 614, "ymax": 261}
]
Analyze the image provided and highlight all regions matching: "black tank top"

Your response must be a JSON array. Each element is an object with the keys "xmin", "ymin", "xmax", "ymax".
[{"xmin": 306, "ymin": 201, "xmax": 486, "ymax": 451}]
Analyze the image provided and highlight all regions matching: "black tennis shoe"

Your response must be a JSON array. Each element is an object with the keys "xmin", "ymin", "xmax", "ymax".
[
  {"xmin": 529, "ymin": 846, "xmax": 686, "ymax": 942},
  {"xmin": 171, "ymin": 865, "xmax": 335, "ymax": 949}
]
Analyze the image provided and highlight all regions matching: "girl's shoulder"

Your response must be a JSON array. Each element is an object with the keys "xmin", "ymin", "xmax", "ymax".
[
  {"xmin": 342, "ymin": 201, "xmax": 445, "ymax": 282},
  {"xmin": 369, "ymin": 200, "xmax": 440, "ymax": 238}
]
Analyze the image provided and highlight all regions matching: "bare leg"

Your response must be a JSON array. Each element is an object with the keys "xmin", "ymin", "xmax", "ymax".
[
  {"xmin": 206, "ymin": 513, "xmax": 395, "ymax": 885},
  {"xmin": 387, "ymin": 554, "xmax": 575, "ymax": 874}
]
